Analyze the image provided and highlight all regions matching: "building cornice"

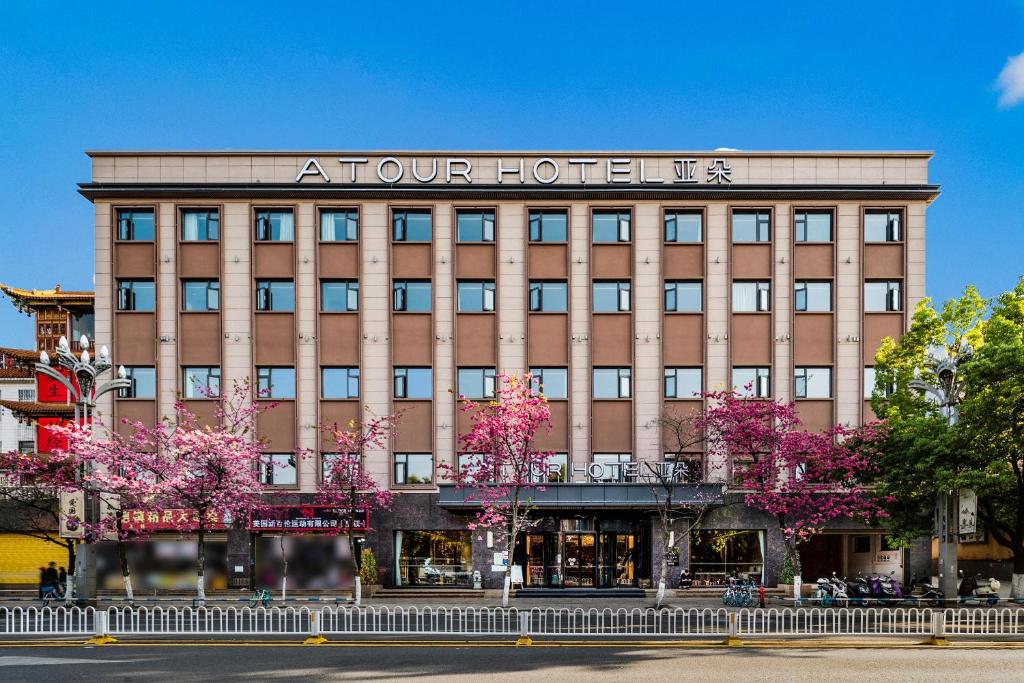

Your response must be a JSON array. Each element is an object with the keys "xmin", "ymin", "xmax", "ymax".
[{"xmin": 85, "ymin": 149, "xmax": 936, "ymax": 158}]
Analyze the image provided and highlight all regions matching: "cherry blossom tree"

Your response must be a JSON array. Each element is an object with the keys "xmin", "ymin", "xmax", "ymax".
[{"xmin": 440, "ymin": 372, "xmax": 553, "ymax": 607}]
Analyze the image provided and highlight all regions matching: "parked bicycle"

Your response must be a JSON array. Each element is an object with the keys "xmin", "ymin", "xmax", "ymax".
[
  {"xmin": 248, "ymin": 588, "xmax": 272, "ymax": 608},
  {"xmin": 721, "ymin": 578, "xmax": 757, "ymax": 607}
]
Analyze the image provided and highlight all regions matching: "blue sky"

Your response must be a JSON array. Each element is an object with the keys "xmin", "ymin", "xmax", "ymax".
[{"xmin": 1, "ymin": 1, "xmax": 1022, "ymax": 348}]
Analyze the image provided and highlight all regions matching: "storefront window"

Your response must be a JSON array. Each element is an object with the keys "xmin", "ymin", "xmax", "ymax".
[
  {"xmin": 688, "ymin": 529, "xmax": 765, "ymax": 585},
  {"xmin": 395, "ymin": 530, "xmax": 472, "ymax": 587}
]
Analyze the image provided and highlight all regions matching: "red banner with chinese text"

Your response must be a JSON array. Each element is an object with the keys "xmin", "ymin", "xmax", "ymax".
[
  {"xmin": 36, "ymin": 417, "xmax": 69, "ymax": 454},
  {"xmin": 120, "ymin": 508, "xmax": 231, "ymax": 532}
]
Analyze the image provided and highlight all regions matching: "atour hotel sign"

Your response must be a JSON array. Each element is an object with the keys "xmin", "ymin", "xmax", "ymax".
[{"xmin": 294, "ymin": 155, "xmax": 735, "ymax": 186}]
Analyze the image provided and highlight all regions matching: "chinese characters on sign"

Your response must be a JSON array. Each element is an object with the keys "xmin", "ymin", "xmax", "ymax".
[
  {"xmin": 250, "ymin": 505, "xmax": 369, "ymax": 532},
  {"xmin": 120, "ymin": 508, "xmax": 230, "ymax": 532},
  {"xmin": 958, "ymin": 488, "xmax": 978, "ymax": 536},
  {"xmin": 59, "ymin": 490, "xmax": 84, "ymax": 538}
]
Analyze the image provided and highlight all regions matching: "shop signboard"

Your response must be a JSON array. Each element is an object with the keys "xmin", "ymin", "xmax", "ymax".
[
  {"xmin": 120, "ymin": 508, "xmax": 230, "ymax": 532},
  {"xmin": 58, "ymin": 490, "xmax": 84, "ymax": 538},
  {"xmin": 249, "ymin": 505, "xmax": 369, "ymax": 532},
  {"xmin": 958, "ymin": 488, "xmax": 978, "ymax": 536}
]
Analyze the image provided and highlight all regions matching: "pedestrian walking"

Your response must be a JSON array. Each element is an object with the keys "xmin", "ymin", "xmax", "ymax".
[
  {"xmin": 43, "ymin": 562, "xmax": 59, "ymax": 592},
  {"xmin": 58, "ymin": 566, "xmax": 68, "ymax": 597}
]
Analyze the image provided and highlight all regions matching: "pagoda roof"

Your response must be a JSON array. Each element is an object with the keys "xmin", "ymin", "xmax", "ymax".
[
  {"xmin": 0, "ymin": 400, "xmax": 75, "ymax": 420},
  {"xmin": 0, "ymin": 283, "xmax": 94, "ymax": 313}
]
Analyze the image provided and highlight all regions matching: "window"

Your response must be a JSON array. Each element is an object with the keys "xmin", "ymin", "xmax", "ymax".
[
  {"xmin": 117, "ymin": 280, "xmax": 155, "ymax": 311},
  {"xmin": 392, "ymin": 209, "xmax": 432, "ymax": 241},
  {"xmin": 116, "ymin": 209, "xmax": 154, "ymax": 241},
  {"xmin": 17, "ymin": 440, "xmax": 34, "ymax": 453},
  {"xmin": 394, "ymin": 367, "xmax": 432, "ymax": 399},
  {"xmin": 321, "ymin": 280, "xmax": 359, "ymax": 312},
  {"xmin": 456, "ymin": 452, "xmax": 488, "ymax": 483},
  {"xmin": 457, "ymin": 281, "xmax": 495, "ymax": 312},
  {"xmin": 864, "ymin": 367, "xmax": 896, "ymax": 400},
  {"xmin": 321, "ymin": 452, "xmax": 360, "ymax": 483},
  {"xmin": 529, "ymin": 367, "xmax": 568, "ymax": 399},
  {"xmin": 795, "ymin": 211, "xmax": 833, "ymax": 242},
  {"xmin": 664, "ymin": 281, "xmax": 702, "ymax": 312},
  {"xmin": 665, "ymin": 210, "xmax": 702, "ymax": 243},
  {"xmin": 322, "ymin": 367, "xmax": 359, "ymax": 399},
  {"xmin": 261, "ymin": 454, "xmax": 297, "ymax": 486},
  {"xmin": 852, "ymin": 535, "xmax": 871, "ymax": 554},
  {"xmin": 865, "ymin": 281, "xmax": 902, "ymax": 312},
  {"xmin": 689, "ymin": 529, "xmax": 765, "ymax": 586},
  {"xmin": 733, "ymin": 367, "xmax": 770, "ymax": 398},
  {"xmin": 529, "ymin": 280, "xmax": 568, "ymax": 312},
  {"xmin": 665, "ymin": 367, "xmax": 702, "ymax": 399},
  {"xmin": 865, "ymin": 210, "xmax": 902, "ymax": 242},
  {"xmin": 593, "ymin": 368, "xmax": 631, "ymax": 398},
  {"xmin": 458, "ymin": 368, "xmax": 496, "ymax": 399},
  {"xmin": 592, "ymin": 453, "xmax": 632, "ymax": 482},
  {"xmin": 592, "ymin": 281, "xmax": 631, "ymax": 312},
  {"xmin": 394, "ymin": 453, "xmax": 433, "ymax": 485},
  {"xmin": 182, "ymin": 366, "xmax": 221, "ymax": 398},
  {"xmin": 393, "ymin": 281, "xmax": 432, "ymax": 312},
  {"xmin": 254, "ymin": 209, "xmax": 294, "ymax": 241},
  {"xmin": 534, "ymin": 453, "xmax": 568, "ymax": 483},
  {"xmin": 592, "ymin": 210, "xmax": 631, "ymax": 242},
  {"xmin": 256, "ymin": 280, "xmax": 294, "ymax": 312},
  {"xmin": 320, "ymin": 209, "xmax": 358, "ymax": 241},
  {"xmin": 257, "ymin": 367, "xmax": 296, "ymax": 399},
  {"xmin": 182, "ymin": 280, "xmax": 220, "ymax": 312},
  {"xmin": 181, "ymin": 209, "xmax": 219, "ymax": 241},
  {"xmin": 795, "ymin": 367, "xmax": 832, "ymax": 399},
  {"xmin": 528, "ymin": 209, "xmax": 568, "ymax": 242},
  {"xmin": 119, "ymin": 366, "xmax": 156, "ymax": 399},
  {"xmin": 456, "ymin": 209, "xmax": 495, "ymax": 242},
  {"xmin": 794, "ymin": 281, "xmax": 832, "ymax": 312},
  {"xmin": 71, "ymin": 312, "xmax": 94, "ymax": 341},
  {"xmin": 17, "ymin": 389, "xmax": 35, "ymax": 402},
  {"xmin": 733, "ymin": 281, "xmax": 771, "ymax": 312},
  {"xmin": 732, "ymin": 211, "xmax": 770, "ymax": 242}
]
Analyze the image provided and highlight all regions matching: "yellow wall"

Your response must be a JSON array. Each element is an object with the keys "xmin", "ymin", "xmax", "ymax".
[
  {"xmin": 0, "ymin": 534, "xmax": 70, "ymax": 585},
  {"xmin": 930, "ymin": 536, "xmax": 1013, "ymax": 562}
]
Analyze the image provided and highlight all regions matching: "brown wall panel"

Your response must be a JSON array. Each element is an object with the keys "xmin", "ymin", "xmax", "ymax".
[
  {"xmin": 114, "ymin": 243, "xmax": 156, "ymax": 278},
  {"xmin": 528, "ymin": 314, "xmax": 568, "ymax": 365},
  {"xmin": 863, "ymin": 313, "xmax": 905, "ymax": 364},
  {"xmin": 591, "ymin": 314, "xmax": 633, "ymax": 365},
  {"xmin": 863, "ymin": 244, "xmax": 906, "ymax": 279},
  {"xmin": 391, "ymin": 243, "xmax": 432, "ymax": 279},
  {"xmin": 115, "ymin": 400, "xmax": 156, "ymax": 436},
  {"xmin": 456, "ymin": 314, "xmax": 496, "ymax": 366},
  {"xmin": 253, "ymin": 243, "xmax": 294, "ymax": 278},
  {"xmin": 534, "ymin": 400, "xmax": 569, "ymax": 451},
  {"xmin": 528, "ymin": 244, "xmax": 568, "ymax": 279},
  {"xmin": 179, "ymin": 313, "xmax": 221, "ymax": 365},
  {"xmin": 257, "ymin": 401, "xmax": 296, "ymax": 452},
  {"xmin": 794, "ymin": 313, "xmax": 835, "ymax": 364},
  {"xmin": 731, "ymin": 244, "xmax": 772, "ymax": 279},
  {"xmin": 663, "ymin": 315, "xmax": 704, "ymax": 365},
  {"xmin": 393, "ymin": 400, "xmax": 432, "ymax": 451},
  {"xmin": 794, "ymin": 244, "xmax": 834, "ymax": 278},
  {"xmin": 662, "ymin": 400, "xmax": 704, "ymax": 454},
  {"xmin": 179, "ymin": 243, "xmax": 220, "ymax": 279},
  {"xmin": 664, "ymin": 245, "xmax": 704, "ymax": 279},
  {"xmin": 319, "ymin": 401, "xmax": 360, "ymax": 449},
  {"xmin": 254, "ymin": 313, "xmax": 295, "ymax": 365},
  {"xmin": 796, "ymin": 400, "xmax": 834, "ymax": 433},
  {"xmin": 591, "ymin": 244, "xmax": 632, "ymax": 279},
  {"xmin": 318, "ymin": 243, "xmax": 359, "ymax": 279},
  {"xmin": 319, "ymin": 314, "xmax": 360, "ymax": 365},
  {"xmin": 392, "ymin": 314, "xmax": 433, "ymax": 365},
  {"xmin": 455, "ymin": 244, "xmax": 496, "ymax": 279},
  {"xmin": 115, "ymin": 313, "xmax": 156, "ymax": 365},
  {"xmin": 181, "ymin": 400, "xmax": 219, "ymax": 428},
  {"xmin": 591, "ymin": 400, "xmax": 632, "ymax": 452},
  {"xmin": 731, "ymin": 314, "xmax": 772, "ymax": 365}
]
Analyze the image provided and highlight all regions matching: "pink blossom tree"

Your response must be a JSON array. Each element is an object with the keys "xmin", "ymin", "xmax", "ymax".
[{"xmin": 439, "ymin": 372, "xmax": 553, "ymax": 607}]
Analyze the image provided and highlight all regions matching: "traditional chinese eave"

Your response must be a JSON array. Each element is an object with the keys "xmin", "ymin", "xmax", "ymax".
[
  {"xmin": 0, "ymin": 283, "xmax": 94, "ymax": 315},
  {"xmin": 0, "ymin": 367, "xmax": 34, "ymax": 380},
  {"xmin": 0, "ymin": 400, "xmax": 75, "ymax": 422}
]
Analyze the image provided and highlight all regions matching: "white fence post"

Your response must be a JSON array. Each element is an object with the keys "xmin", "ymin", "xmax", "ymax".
[
  {"xmin": 725, "ymin": 611, "xmax": 740, "ymax": 645},
  {"xmin": 929, "ymin": 611, "xmax": 948, "ymax": 645},
  {"xmin": 304, "ymin": 610, "xmax": 328, "ymax": 645},
  {"xmin": 86, "ymin": 610, "xmax": 116, "ymax": 645},
  {"xmin": 516, "ymin": 611, "xmax": 532, "ymax": 646}
]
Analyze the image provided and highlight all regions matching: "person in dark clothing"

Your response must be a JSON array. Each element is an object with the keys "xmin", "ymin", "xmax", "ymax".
[
  {"xmin": 37, "ymin": 567, "xmax": 46, "ymax": 599},
  {"xmin": 42, "ymin": 562, "xmax": 59, "ymax": 592},
  {"xmin": 679, "ymin": 569, "xmax": 693, "ymax": 589},
  {"xmin": 57, "ymin": 567, "xmax": 68, "ymax": 597}
]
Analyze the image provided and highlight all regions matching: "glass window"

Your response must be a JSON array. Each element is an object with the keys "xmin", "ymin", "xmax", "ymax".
[
  {"xmin": 118, "ymin": 366, "xmax": 156, "ymax": 399},
  {"xmin": 864, "ymin": 367, "xmax": 896, "ymax": 400},
  {"xmin": 395, "ymin": 529, "xmax": 471, "ymax": 586},
  {"xmin": 664, "ymin": 210, "xmax": 702, "ymax": 243},
  {"xmin": 321, "ymin": 452, "xmax": 360, "ymax": 484},
  {"xmin": 71, "ymin": 312, "xmax": 95, "ymax": 341},
  {"xmin": 794, "ymin": 281, "xmax": 832, "ymax": 312},
  {"xmin": 865, "ymin": 281, "xmax": 902, "ymax": 312},
  {"xmin": 182, "ymin": 366, "xmax": 221, "ymax": 398},
  {"xmin": 665, "ymin": 367, "xmax": 702, "ymax": 399},
  {"xmin": 593, "ymin": 368, "xmax": 631, "ymax": 398},
  {"xmin": 664, "ymin": 281, "xmax": 702, "ymax": 312},
  {"xmin": 457, "ymin": 281, "xmax": 495, "ymax": 312},
  {"xmin": 732, "ymin": 367, "xmax": 770, "ymax": 398},
  {"xmin": 733, "ymin": 281, "xmax": 771, "ymax": 312},
  {"xmin": 795, "ymin": 367, "xmax": 832, "ymax": 399},
  {"xmin": 394, "ymin": 367, "xmax": 433, "ymax": 399},
  {"xmin": 320, "ymin": 209, "xmax": 358, "ymax": 241},
  {"xmin": 392, "ymin": 209, "xmax": 432, "ymax": 241},
  {"xmin": 592, "ymin": 281, "xmax": 631, "ymax": 312},
  {"xmin": 116, "ymin": 209, "xmax": 154, "ymax": 241},
  {"xmin": 393, "ymin": 281, "xmax": 432, "ymax": 312},
  {"xmin": 321, "ymin": 280, "xmax": 359, "ymax": 312},
  {"xmin": 17, "ymin": 440, "xmax": 34, "ymax": 453},
  {"xmin": 592, "ymin": 210, "xmax": 631, "ymax": 242},
  {"xmin": 256, "ymin": 280, "xmax": 294, "ymax": 312},
  {"xmin": 592, "ymin": 453, "xmax": 632, "ymax": 483},
  {"xmin": 529, "ymin": 367, "xmax": 568, "ymax": 399},
  {"xmin": 456, "ymin": 210, "xmax": 495, "ymax": 242},
  {"xmin": 528, "ymin": 209, "xmax": 568, "ymax": 242},
  {"xmin": 794, "ymin": 211, "xmax": 833, "ymax": 242},
  {"xmin": 182, "ymin": 280, "xmax": 220, "ymax": 312},
  {"xmin": 254, "ymin": 209, "xmax": 294, "ymax": 241},
  {"xmin": 257, "ymin": 367, "xmax": 296, "ymax": 399},
  {"xmin": 17, "ymin": 389, "xmax": 35, "ymax": 402},
  {"xmin": 322, "ymin": 367, "xmax": 359, "ymax": 399},
  {"xmin": 261, "ymin": 453, "xmax": 297, "ymax": 486},
  {"xmin": 181, "ymin": 209, "xmax": 219, "ymax": 241},
  {"xmin": 117, "ymin": 280, "xmax": 155, "ymax": 311},
  {"xmin": 457, "ymin": 368, "xmax": 496, "ymax": 399},
  {"xmin": 732, "ymin": 211, "xmax": 771, "ymax": 243},
  {"xmin": 865, "ymin": 210, "xmax": 902, "ymax": 242},
  {"xmin": 529, "ymin": 281, "xmax": 568, "ymax": 312},
  {"xmin": 689, "ymin": 529, "xmax": 765, "ymax": 585},
  {"xmin": 533, "ymin": 452, "xmax": 568, "ymax": 483},
  {"xmin": 394, "ymin": 453, "xmax": 433, "ymax": 485}
]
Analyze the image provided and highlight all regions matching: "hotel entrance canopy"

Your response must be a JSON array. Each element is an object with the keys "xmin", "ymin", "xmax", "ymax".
[{"xmin": 437, "ymin": 483, "xmax": 726, "ymax": 510}]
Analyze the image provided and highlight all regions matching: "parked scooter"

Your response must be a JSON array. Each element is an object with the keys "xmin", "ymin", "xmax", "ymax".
[
  {"xmin": 845, "ymin": 573, "xmax": 874, "ymax": 606},
  {"xmin": 878, "ymin": 570, "xmax": 904, "ymax": 605},
  {"xmin": 907, "ymin": 572, "xmax": 945, "ymax": 607},
  {"xmin": 811, "ymin": 572, "xmax": 849, "ymax": 608},
  {"xmin": 958, "ymin": 570, "xmax": 1001, "ymax": 606}
]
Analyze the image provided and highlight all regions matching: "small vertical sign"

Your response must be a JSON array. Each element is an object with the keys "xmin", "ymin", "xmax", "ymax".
[
  {"xmin": 958, "ymin": 488, "xmax": 978, "ymax": 536},
  {"xmin": 59, "ymin": 490, "xmax": 85, "ymax": 538}
]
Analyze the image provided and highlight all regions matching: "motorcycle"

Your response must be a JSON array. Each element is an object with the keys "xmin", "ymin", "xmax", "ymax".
[
  {"xmin": 811, "ymin": 572, "xmax": 849, "ymax": 608},
  {"xmin": 845, "ymin": 573, "xmax": 874, "ymax": 606},
  {"xmin": 958, "ymin": 571, "xmax": 1001, "ymax": 606},
  {"xmin": 906, "ymin": 572, "xmax": 945, "ymax": 607}
]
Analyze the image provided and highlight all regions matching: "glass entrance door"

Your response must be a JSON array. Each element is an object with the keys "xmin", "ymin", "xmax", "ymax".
[
  {"xmin": 525, "ymin": 534, "xmax": 546, "ymax": 587},
  {"xmin": 600, "ymin": 533, "xmax": 637, "ymax": 587},
  {"xmin": 562, "ymin": 533, "xmax": 596, "ymax": 587}
]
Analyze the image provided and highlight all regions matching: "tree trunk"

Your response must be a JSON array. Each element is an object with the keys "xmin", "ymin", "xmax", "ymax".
[
  {"xmin": 279, "ymin": 534, "xmax": 288, "ymax": 601},
  {"xmin": 64, "ymin": 541, "xmax": 76, "ymax": 604},
  {"xmin": 501, "ymin": 526, "xmax": 514, "ymax": 608},
  {"xmin": 1012, "ymin": 550, "xmax": 1024, "ymax": 600},
  {"xmin": 655, "ymin": 522, "xmax": 671, "ymax": 609},
  {"xmin": 196, "ymin": 523, "xmax": 206, "ymax": 605},
  {"xmin": 348, "ymin": 526, "xmax": 361, "ymax": 606},
  {"xmin": 115, "ymin": 514, "xmax": 134, "ymax": 604}
]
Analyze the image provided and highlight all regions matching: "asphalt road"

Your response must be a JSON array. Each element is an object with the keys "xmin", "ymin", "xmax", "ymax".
[{"xmin": 1, "ymin": 644, "xmax": 1023, "ymax": 682}]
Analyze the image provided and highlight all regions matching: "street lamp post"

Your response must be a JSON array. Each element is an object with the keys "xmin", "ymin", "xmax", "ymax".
[
  {"xmin": 36, "ymin": 334, "xmax": 130, "ymax": 604},
  {"xmin": 908, "ymin": 344, "xmax": 973, "ymax": 604}
]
